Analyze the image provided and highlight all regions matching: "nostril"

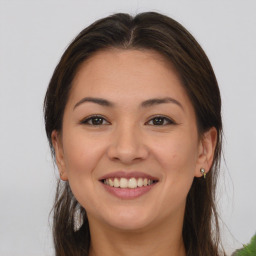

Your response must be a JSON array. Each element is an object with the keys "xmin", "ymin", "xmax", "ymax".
[{"xmin": 106, "ymin": 136, "xmax": 149, "ymax": 164}]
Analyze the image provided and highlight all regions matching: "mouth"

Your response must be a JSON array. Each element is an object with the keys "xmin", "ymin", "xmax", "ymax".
[
  {"xmin": 99, "ymin": 171, "xmax": 159, "ymax": 199},
  {"xmin": 101, "ymin": 177, "xmax": 158, "ymax": 188}
]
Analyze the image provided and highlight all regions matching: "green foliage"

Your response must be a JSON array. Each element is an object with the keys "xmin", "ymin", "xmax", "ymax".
[{"xmin": 234, "ymin": 234, "xmax": 256, "ymax": 256}]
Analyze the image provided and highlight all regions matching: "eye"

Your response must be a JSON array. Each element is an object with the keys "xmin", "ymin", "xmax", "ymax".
[
  {"xmin": 146, "ymin": 116, "xmax": 175, "ymax": 126},
  {"xmin": 81, "ymin": 115, "xmax": 110, "ymax": 126}
]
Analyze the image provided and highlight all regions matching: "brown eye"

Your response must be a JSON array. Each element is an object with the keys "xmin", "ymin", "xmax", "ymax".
[
  {"xmin": 81, "ymin": 115, "xmax": 110, "ymax": 125},
  {"xmin": 147, "ymin": 116, "xmax": 174, "ymax": 126}
]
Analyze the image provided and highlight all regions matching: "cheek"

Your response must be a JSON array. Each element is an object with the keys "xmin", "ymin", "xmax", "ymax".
[
  {"xmin": 61, "ymin": 130, "xmax": 107, "ymax": 205},
  {"xmin": 152, "ymin": 133, "xmax": 199, "ymax": 174},
  {"xmin": 153, "ymin": 132, "xmax": 198, "ymax": 191},
  {"xmin": 149, "ymin": 135, "xmax": 198, "ymax": 216},
  {"xmin": 61, "ymin": 131, "xmax": 107, "ymax": 210},
  {"xmin": 63, "ymin": 131, "xmax": 105, "ymax": 176}
]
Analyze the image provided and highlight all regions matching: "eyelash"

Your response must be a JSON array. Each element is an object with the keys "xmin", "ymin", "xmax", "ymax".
[
  {"xmin": 80, "ymin": 115, "xmax": 110, "ymax": 126},
  {"xmin": 80, "ymin": 115, "xmax": 176, "ymax": 126},
  {"xmin": 146, "ymin": 115, "xmax": 176, "ymax": 126}
]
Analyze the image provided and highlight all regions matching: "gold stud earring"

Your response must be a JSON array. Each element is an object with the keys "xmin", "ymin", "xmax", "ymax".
[{"xmin": 200, "ymin": 168, "xmax": 206, "ymax": 179}]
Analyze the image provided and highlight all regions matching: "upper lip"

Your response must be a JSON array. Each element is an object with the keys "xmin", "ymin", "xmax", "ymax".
[{"xmin": 99, "ymin": 171, "xmax": 159, "ymax": 181}]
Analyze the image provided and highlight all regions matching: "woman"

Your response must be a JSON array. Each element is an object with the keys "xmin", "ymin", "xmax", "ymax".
[{"xmin": 44, "ymin": 12, "xmax": 224, "ymax": 256}]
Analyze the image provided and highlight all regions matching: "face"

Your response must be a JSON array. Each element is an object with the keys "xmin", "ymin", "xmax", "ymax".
[{"xmin": 52, "ymin": 49, "xmax": 215, "ymax": 231}]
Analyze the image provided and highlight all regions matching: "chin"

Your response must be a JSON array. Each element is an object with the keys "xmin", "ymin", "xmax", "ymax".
[
  {"xmin": 107, "ymin": 218, "xmax": 152, "ymax": 232},
  {"xmin": 100, "ymin": 206, "xmax": 156, "ymax": 231}
]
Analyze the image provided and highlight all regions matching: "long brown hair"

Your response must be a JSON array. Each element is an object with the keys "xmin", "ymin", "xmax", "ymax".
[{"xmin": 44, "ymin": 12, "xmax": 224, "ymax": 256}]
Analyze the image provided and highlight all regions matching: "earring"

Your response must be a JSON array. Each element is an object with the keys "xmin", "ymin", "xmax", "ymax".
[
  {"xmin": 74, "ymin": 208, "xmax": 83, "ymax": 232},
  {"xmin": 200, "ymin": 168, "xmax": 206, "ymax": 179},
  {"xmin": 60, "ymin": 171, "xmax": 66, "ymax": 181}
]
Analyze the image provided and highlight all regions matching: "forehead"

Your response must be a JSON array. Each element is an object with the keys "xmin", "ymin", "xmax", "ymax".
[{"xmin": 69, "ymin": 48, "xmax": 192, "ymax": 109}]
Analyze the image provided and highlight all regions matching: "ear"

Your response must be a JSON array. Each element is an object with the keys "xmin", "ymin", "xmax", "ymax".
[
  {"xmin": 51, "ymin": 130, "xmax": 68, "ymax": 181},
  {"xmin": 194, "ymin": 127, "xmax": 218, "ymax": 178}
]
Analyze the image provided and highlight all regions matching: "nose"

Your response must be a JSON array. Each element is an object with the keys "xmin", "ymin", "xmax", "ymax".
[{"xmin": 107, "ymin": 123, "xmax": 149, "ymax": 165}]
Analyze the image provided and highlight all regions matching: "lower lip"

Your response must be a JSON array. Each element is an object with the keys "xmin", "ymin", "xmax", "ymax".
[{"xmin": 102, "ymin": 183, "xmax": 156, "ymax": 199}]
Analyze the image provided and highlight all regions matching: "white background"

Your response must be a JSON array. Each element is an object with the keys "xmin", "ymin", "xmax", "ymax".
[{"xmin": 0, "ymin": 1, "xmax": 255, "ymax": 255}]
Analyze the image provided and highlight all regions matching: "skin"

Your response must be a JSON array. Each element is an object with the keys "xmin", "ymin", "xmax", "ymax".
[{"xmin": 52, "ymin": 49, "xmax": 217, "ymax": 256}]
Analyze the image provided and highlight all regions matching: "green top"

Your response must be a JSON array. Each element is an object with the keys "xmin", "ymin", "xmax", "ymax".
[{"xmin": 232, "ymin": 234, "xmax": 256, "ymax": 256}]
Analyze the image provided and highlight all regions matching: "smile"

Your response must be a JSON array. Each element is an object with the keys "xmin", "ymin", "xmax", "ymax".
[
  {"xmin": 102, "ymin": 177, "xmax": 157, "ymax": 188},
  {"xmin": 99, "ymin": 172, "xmax": 159, "ymax": 199}
]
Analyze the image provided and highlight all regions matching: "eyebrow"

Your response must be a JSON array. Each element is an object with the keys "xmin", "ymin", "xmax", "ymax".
[
  {"xmin": 73, "ymin": 97, "xmax": 183, "ymax": 110},
  {"xmin": 141, "ymin": 97, "xmax": 184, "ymax": 110},
  {"xmin": 73, "ymin": 97, "xmax": 114, "ymax": 110}
]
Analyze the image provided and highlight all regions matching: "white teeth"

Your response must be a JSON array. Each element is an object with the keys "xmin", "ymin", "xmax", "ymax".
[
  {"xmin": 109, "ymin": 179, "xmax": 114, "ymax": 187},
  {"xmin": 120, "ymin": 178, "xmax": 128, "ymax": 188},
  {"xmin": 137, "ymin": 178, "xmax": 143, "ymax": 187},
  {"xmin": 147, "ymin": 179, "xmax": 153, "ymax": 185},
  {"xmin": 128, "ymin": 178, "xmax": 137, "ymax": 188},
  {"xmin": 103, "ymin": 177, "xmax": 156, "ymax": 188},
  {"xmin": 114, "ymin": 178, "xmax": 119, "ymax": 188}
]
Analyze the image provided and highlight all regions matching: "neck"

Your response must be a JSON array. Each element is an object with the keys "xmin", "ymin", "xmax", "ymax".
[{"xmin": 88, "ymin": 215, "xmax": 186, "ymax": 256}]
